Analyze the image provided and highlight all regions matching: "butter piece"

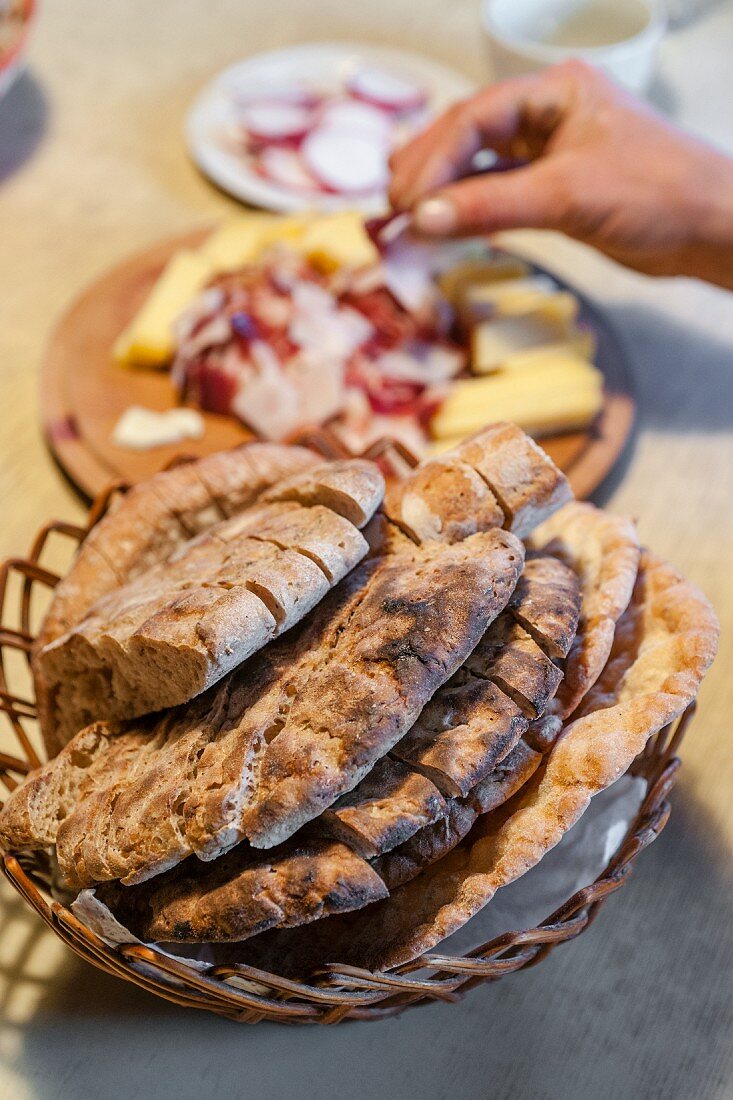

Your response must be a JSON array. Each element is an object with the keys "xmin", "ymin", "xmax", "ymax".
[
  {"xmin": 431, "ymin": 356, "xmax": 603, "ymax": 440},
  {"xmin": 114, "ymin": 250, "xmax": 214, "ymax": 368},
  {"xmin": 112, "ymin": 406, "xmax": 205, "ymax": 450}
]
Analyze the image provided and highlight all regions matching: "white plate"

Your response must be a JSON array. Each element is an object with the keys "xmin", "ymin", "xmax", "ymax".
[{"xmin": 185, "ymin": 42, "xmax": 474, "ymax": 214}]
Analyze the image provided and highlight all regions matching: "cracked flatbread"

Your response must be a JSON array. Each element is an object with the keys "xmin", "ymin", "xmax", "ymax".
[
  {"xmin": 531, "ymin": 502, "xmax": 640, "ymax": 718},
  {"xmin": 231, "ymin": 550, "xmax": 717, "ymax": 973}
]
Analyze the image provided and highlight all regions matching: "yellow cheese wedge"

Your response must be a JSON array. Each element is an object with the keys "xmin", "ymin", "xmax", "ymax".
[
  {"xmin": 438, "ymin": 256, "xmax": 530, "ymax": 306},
  {"xmin": 460, "ymin": 275, "xmax": 561, "ymax": 322},
  {"xmin": 200, "ymin": 214, "xmax": 315, "ymax": 271},
  {"xmin": 471, "ymin": 294, "xmax": 586, "ymax": 374},
  {"xmin": 431, "ymin": 357, "xmax": 603, "ymax": 440},
  {"xmin": 497, "ymin": 332, "xmax": 598, "ymax": 371},
  {"xmin": 114, "ymin": 250, "xmax": 214, "ymax": 368},
  {"xmin": 294, "ymin": 211, "xmax": 380, "ymax": 272}
]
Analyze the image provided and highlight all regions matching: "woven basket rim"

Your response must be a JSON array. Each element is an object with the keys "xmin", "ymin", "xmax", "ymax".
[{"xmin": 0, "ymin": 438, "xmax": 692, "ymax": 1024}]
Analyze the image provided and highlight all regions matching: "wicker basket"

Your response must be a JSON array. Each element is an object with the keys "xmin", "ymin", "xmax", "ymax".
[{"xmin": 0, "ymin": 442, "xmax": 693, "ymax": 1024}]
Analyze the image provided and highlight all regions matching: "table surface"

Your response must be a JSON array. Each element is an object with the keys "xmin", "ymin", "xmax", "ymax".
[{"xmin": 0, "ymin": 2, "xmax": 731, "ymax": 1097}]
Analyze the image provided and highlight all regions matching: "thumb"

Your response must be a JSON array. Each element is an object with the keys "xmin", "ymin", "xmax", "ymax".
[{"xmin": 412, "ymin": 162, "xmax": 572, "ymax": 237}]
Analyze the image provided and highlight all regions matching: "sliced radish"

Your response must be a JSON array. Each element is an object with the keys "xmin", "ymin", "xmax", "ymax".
[
  {"xmin": 241, "ymin": 101, "xmax": 315, "ymax": 144},
  {"xmin": 256, "ymin": 146, "xmax": 321, "ymax": 193},
  {"xmin": 302, "ymin": 126, "xmax": 388, "ymax": 194},
  {"xmin": 366, "ymin": 211, "xmax": 411, "ymax": 248},
  {"xmin": 346, "ymin": 67, "xmax": 427, "ymax": 116},
  {"xmin": 317, "ymin": 98, "xmax": 392, "ymax": 142}
]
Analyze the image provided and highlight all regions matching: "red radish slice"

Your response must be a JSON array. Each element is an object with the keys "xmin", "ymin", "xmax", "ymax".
[
  {"xmin": 241, "ymin": 102, "xmax": 314, "ymax": 144},
  {"xmin": 366, "ymin": 211, "xmax": 411, "ymax": 248},
  {"xmin": 346, "ymin": 67, "xmax": 427, "ymax": 115},
  {"xmin": 318, "ymin": 99, "xmax": 392, "ymax": 142},
  {"xmin": 256, "ymin": 146, "xmax": 321, "ymax": 192},
  {"xmin": 302, "ymin": 126, "xmax": 388, "ymax": 194}
]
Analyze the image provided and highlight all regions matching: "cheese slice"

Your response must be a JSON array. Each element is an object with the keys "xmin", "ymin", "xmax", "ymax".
[
  {"xmin": 113, "ymin": 250, "xmax": 214, "ymax": 368},
  {"xmin": 438, "ymin": 256, "xmax": 530, "ymax": 306},
  {"xmin": 431, "ymin": 356, "xmax": 603, "ymax": 440},
  {"xmin": 497, "ymin": 333, "xmax": 598, "ymax": 371},
  {"xmin": 200, "ymin": 214, "xmax": 315, "ymax": 271},
  {"xmin": 471, "ymin": 294, "xmax": 586, "ymax": 374},
  {"xmin": 460, "ymin": 274, "xmax": 558, "ymax": 323},
  {"xmin": 294, "ymin": 211, "xmax": 380, "ymax": 272}
]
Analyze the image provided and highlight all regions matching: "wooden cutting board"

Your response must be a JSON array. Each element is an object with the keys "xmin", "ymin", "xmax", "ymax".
[{"xmin": 41, "ymin": 229, "xmax": 635, "ymax": 501}]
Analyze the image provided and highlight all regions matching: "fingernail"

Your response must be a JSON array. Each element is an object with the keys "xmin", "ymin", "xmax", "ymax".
[{"xmin": 414, "ymin": 197, "xmax": 457, "ymax": 235}]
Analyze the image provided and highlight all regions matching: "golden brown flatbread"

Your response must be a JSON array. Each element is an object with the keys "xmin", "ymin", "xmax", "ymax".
[
  {"xmin": 96, "ymin": 838, "xmax": 388, "ymax": 942},
  {"xmin": 232, "ymin": 550, "xmax": 717, "ymax": 973},
  {"xmin": 531, "ymin": 502, "xmax": 640, "ymax": 718},
  {"xmin": 2, "ymin": 528, "xmax": 524, "ymax": 889},
  {"xmin": 37, "ymin": 444, "xmax": 319, "ymax": 755},
  {"xmin": 37, "ymin": 445, "xmax": 318, "ymax": 650},
  {"xmin": 37, "ymin": 461, "xmax": 384, "ymax": 732}
]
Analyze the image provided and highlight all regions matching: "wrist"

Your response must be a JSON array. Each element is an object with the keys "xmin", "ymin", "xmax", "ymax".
[{"xmin": 678, "ymin": 148, "xmax": 733, "ymax": 289}]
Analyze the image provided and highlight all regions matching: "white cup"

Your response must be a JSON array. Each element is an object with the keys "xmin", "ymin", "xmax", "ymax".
[{"xmin": 481, "ymin": 0, "xmax": 667, "ymax": 94}]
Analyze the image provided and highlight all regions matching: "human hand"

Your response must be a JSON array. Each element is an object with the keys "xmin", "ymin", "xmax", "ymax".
[{"xmin": 389, "ymin": 61, "xmax": 733, "ymax": 288}]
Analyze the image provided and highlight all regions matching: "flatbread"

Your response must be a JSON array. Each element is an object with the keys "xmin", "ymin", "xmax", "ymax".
[
  {"xmin": 384, "ymin": 459, "xmax": 504, "ymax": 544},
  {"xmin": 36, "ymin": 443, "xmax": 318, "ymax": 755},
  {"xmin": 392, "ymin": 675, "xmax": 526, "ymax": 798},
  {"xmin": 374, "ymin": 740, "xmax": 542, "ymax": 891},
  {"xmin": 96, "ymin": 838, "xmax": 388, "ymax": 942},
  {"xmin": 234, "ymin": 550, "xmax": 717, "ymax": 973},
  {"xmin": 384, "ymin": 423, "xmax": 571, "ymax": 543},
  {"xmin": 36, "ymin": 463, "xmax": 384, "ymax": 735},
  {"xmin": 37, "ymin": 444, "xmax": 318, "ymax": 649},
  {"xmin": 531, "ymin": 502, "xmax": 640, "ymax": 718},
  {"xmin": 92, "ymin": 739, "xmax": 541, "ymax": 945},
  {"xmin": 261, "ymin": 459, "xmax": 386, "ymax": 528},
  {"xmin": 455, "ymin": 424, "xmax": 572, "ymax": 538},
  {"xmin": 1, "ymin": 527, "xmax": 524, "ymax": 889},
  {"xmin": 318, "ymin": 758, "xmax": 448, "ymax": 859},
  {"xmin": 508, "ymin": 551, "xmax": 581, "ymax": 659},
  {"xmin": 389, "ymin": 563, "xmax": 577, "ymax": 798}
]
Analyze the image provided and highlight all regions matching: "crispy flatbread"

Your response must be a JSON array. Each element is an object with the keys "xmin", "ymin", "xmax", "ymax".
[
  {"xmin": 37, "ymin": 444, "xmax": 318, "ymax": 649},
  {"xmin": 389, "ymin": 561, "xmax": 577, "ymax": 798},
  {"xmin": 229, "ymin": 528, "xmax": 525, "ymax": 851},
  {"xmin": 75, "ymin": 598, "xmax": 558, "ymax": 940},
  {"xmin": 2, "ymin": 528, "xmax": 524, "ymax": 888},
  {"xmin": 531, "ymin": 502, "xmax": 640, "ymax": 718},
  {"xmin": 232, "ymin": 550, "xmax": 717, "ymax": 972},
  {"xmin": 37, "ymin": 444, "xmax": 319, "ymax": 755},
  {"xmin": 36, "ymin": 462, "xmax": 384, "ymax": 736},
  {"xmin": 96, "ymin": 838, "xmax": 388, "ymax": 942},
  {"xmin": 385, "ymin": 422, "xmax": 571, "ymax": 543},
  {"xmin": 317, "ymin": 758, "xmax": 448, "ymax": 859},
  {"xmin": 508, "ymin": 551, "xmax": 581, "ymax": 659},
  {"xmin": 91, "ymin": 739, "xmax": 541, "ymax": 945},
  {"xmin": 261, "ymin": 459, "xmax": 385, "ymax": 528},
  {"xmin": 374, "ymin": 740, "xmax": 541, "ymax": 891},
  {"xmin": 392, "ymin": 675, "xmax": 526, "ymax": 798},
  {"xmin": 455, "ymin": 424, "xmax": 572, "ymax": 538},
  {"xmin": 385, "ymin": 459, "xmax": 505, "ymax": 544}
]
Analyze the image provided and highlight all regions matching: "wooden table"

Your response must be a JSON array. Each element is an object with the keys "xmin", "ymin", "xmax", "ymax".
[{"xmin": 0, "ymin": 3, "xmax": 731, "ymax": 1097}]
